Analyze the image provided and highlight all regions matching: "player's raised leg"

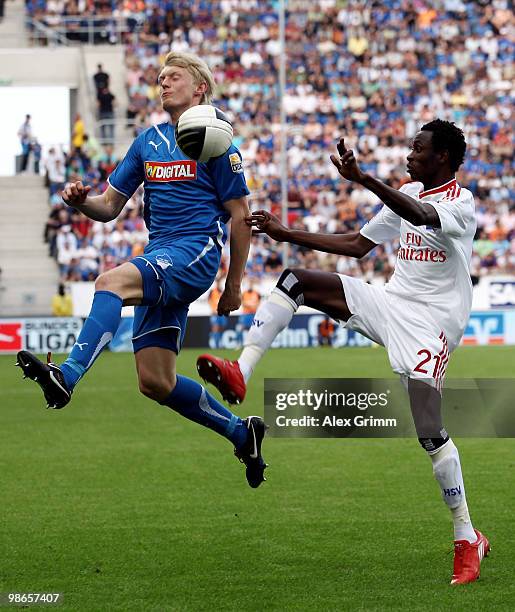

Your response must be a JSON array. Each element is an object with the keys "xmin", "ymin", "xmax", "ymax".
[
  {"xmin": 16, "ymin": 262, "xmax": 143, "ymax": 408},
  {"xmin": 136, "ymin": 347, "xmax": 267, "ymax": 488},
  {"xmin": 408, "ymin": 379, "xmax": 490, "ymax": 584},
  {"xmin": 197, "ymin": 269, "xmax": 350, "ymax": 403}
]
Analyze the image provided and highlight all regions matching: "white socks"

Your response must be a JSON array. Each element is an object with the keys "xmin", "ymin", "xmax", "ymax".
[
  {"xmin": 238, "ymin": 290, "xmax": 297, "ymax": 383},
  {"xmin": 430, "ymin": 439, "xmax": 477, "ymax": 543},
  {"xmin": 239, "ymin": 293, "xmax": 478, "ymax": 546}
]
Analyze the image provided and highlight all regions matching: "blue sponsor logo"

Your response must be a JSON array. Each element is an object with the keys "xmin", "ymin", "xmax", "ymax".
[{"xmin": 463, "ymin": 313, "xmax": 504, "ymax": 345}]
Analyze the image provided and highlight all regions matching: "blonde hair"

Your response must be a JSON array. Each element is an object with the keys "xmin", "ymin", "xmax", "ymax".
[{"xmin": 162, "ymin": 51, "xmax": 216, "ymax": 104}]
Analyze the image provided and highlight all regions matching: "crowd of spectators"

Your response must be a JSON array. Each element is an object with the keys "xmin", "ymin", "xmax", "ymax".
[
  {"xmin": 42, "ymin": 120, "xmax": 147, "ymax": 282},
  {"xmin": 35, "ymin": 0, "xmax": 514, "ymax": 289}
]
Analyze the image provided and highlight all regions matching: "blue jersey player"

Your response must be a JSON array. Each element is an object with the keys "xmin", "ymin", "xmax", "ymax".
[{"xmin": 16, "ymin": 51, "xmax": 267, "ymax": 488}]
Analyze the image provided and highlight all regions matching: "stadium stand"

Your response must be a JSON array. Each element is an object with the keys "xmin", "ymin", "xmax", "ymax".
[
  {"xmin": 28, "ymin": 1, "xmax": 514, "ymax": 294},
  {"xmin": 0, "ymin": 175, "xmax": 58, "ymax": 313}
]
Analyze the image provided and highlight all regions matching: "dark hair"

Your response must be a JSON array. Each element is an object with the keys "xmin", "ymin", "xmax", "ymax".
[{"xmin": 421, "ymin": 119, "xmax": 466, "ymax": 172}]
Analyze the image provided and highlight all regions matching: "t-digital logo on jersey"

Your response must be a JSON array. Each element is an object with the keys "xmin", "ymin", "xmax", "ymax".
[{"xmin": 145, "ymin": 160, "xmax": 197, "ymax": 182}]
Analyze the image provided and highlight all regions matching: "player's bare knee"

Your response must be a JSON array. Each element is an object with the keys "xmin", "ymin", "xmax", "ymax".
[
  {"xmin": 138, "ymin": 373, "xmax": 173, "ymax": 402},
  {"xmin": 94, "ymin": 271, "xmax": 113, "ymax": 292},
  {"xmin": 95, "ymin": 269, "xmax": 126, "ymax": 295}
]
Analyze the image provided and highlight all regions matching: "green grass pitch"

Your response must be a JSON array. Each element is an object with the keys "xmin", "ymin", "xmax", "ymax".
[{"xmin": 1, "ymin": 346, "xmax": 514, "ymax": 611}]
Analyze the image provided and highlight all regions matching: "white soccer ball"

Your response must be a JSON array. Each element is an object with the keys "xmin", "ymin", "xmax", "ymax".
[{"xmin": 175, "ymin": 105, "xmax": 233, "ymax": 162}]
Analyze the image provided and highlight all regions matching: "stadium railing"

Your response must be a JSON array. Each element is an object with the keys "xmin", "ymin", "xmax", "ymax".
[
  {"xmin": 25, "ymin": 17, "xmax": 70, "ymax": 46},
  {"xmin": 96, "ymin": 118, "xmax": 138, "ymax": 149},
  {"xmin": 25, "ymin": 15, "xmax": 142, "ymax": 46}
]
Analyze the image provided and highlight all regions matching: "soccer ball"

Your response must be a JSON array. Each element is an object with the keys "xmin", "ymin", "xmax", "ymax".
[{"xmin": 175, "ymin": 105, "xmax": 233, "ymax": 162}]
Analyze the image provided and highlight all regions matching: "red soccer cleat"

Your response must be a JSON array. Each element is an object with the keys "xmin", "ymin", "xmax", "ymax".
[
  {"xmin": 197, "ymin": 353, "xmax": 246, "ymax": 405},
  {"xmin": 451, "ymin": 529, "xmax": 490, "ymax": 585}
]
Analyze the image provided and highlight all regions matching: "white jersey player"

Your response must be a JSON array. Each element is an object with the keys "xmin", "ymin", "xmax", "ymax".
[
  {"xmin": 364, "ymin": 178, "xmax": 476, "ymax": 348},
  {"xmin": 197, "ymin": 119, "xmax": 489, "ymax": 585},
  {"xmin": 345, "ymin": 177, "xmax": 476, "ymax": 393}
]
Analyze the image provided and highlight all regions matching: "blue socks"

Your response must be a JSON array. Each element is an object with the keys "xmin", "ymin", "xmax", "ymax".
[
  {"xmin": 59, "ymin": 290, "xmax": 247, "ymax": 449},
  {"xmin": 162, "ymin": 375, "xmax": 248, "ymax": 448},
  {"xmin": 61, "ymin": 291, "xmax": 123, "ymax": 390}
]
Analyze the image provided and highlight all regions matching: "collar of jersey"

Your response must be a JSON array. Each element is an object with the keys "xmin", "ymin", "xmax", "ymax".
[
  {"xmin": 153, "ymin": 123, "xmax": 174, "ymax": 157},
  {"xmin": 419, "ymin": 178, "xmax": 459, "ymax": 200}
]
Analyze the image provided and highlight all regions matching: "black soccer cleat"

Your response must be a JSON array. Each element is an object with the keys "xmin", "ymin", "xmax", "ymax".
[
  {"xmin": 16, "ymin": 351, "xmax": 71, "ymax": 409},
  {"xmin": 235, "ymin": 416, "xmax": 269, "ymax": 488}
]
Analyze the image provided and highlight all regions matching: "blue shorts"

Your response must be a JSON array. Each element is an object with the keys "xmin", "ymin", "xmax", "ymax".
[{"xmin": 130, "ymin": 236, "xmax": 221, "ymax": 354}]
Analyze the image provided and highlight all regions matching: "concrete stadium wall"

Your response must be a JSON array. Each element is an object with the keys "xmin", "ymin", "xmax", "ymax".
[
  {"xmin": 0, "ymin": 47, "xmax": 95, "ymax": 139},
  {"xmin": 0, "ymin": 48, "xmax": 81, "ymax": 86}
]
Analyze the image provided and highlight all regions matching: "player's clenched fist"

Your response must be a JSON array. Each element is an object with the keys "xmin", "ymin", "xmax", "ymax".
[
  {"xmin": 62, "ymin": 181, "xmax": 91, "ymax": 206},
  {"xmin": 217, "ymin": 286, "xmax": 241, "ymax": 316},
  {"xmin": 246, "ymin": 210, "xmax": 289, "ymax": 242}
]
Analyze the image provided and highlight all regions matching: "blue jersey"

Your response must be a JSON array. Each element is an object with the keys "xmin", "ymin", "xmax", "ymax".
[{"xmin": 108, "ymin": 122, "xmax": 249, "ymax": 250}]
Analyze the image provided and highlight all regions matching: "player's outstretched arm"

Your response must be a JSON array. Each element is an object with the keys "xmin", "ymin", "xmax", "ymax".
[
  {"xmin": 62, "ymin": 182, "xmax": 128, "ymax": 222},
  {"xmin": 218, "ymin": 196, "xmax": 252, "ymax": 316},
  {"xmin": 330, "ymin": 138, "xmax": 441, "ymax": 227},
  {"xmin": 248, "ymin": 211, "xmax": 375, "ymax": 258}
]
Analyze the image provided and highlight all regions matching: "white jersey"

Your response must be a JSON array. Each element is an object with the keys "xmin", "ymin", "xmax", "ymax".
[{"xmin": 360, "ymin": 178, "xmax": 476, "ymax": 348}]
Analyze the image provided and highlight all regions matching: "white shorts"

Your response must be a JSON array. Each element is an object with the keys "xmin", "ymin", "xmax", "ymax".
[{"xmin": 338, "ymin": 275, "xmax": 451, "ymax": 392}]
